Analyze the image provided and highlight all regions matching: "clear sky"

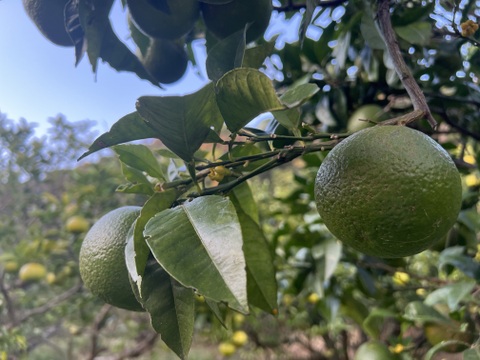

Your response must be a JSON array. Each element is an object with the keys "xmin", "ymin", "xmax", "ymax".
[{"xmin": 0, "ymin": 1, "xmax": 208, "ymax": 135}]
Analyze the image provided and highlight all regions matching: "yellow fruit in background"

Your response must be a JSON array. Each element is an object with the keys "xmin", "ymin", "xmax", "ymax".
[
  {"xmin": 201, "ymin": 0, "xmax": 272, "ymax": 43},
  {"xmin": 46, "ymin": 272, "xmax": 57, "ymax": 285},
  {"xmin": 127, "ymin": 0, "xmax": 199, "ymax": 40},
  {"xmin": 79, "ymin": 206, "xmax": 144, "ymax": 312},
  {"xmin": 218, "ymin": 342, "xmax": 236, "ymax": 356},
  {"xmin": 354, "ymin": 341, "xmax": 398, "ymax": 360},
  {"xmin": 392, "ymin": 272, "xmax": 410, "ymax": 286},
  {"xmin": 233, "ymin": 313, "xmax": 245, "ymax": 327},
  {"xmin": 141, "ymin": 39, "xmax": 188, "ymax": 84},
  {"xmin": 314, "ymin": 126, "xmax": 462, "ymax": 258},
  {"xmin": 231, "ymin": 330, "xmax": 248, "ymax": 347},
  {"xmin": 347, "ymin": 104, "xmax": 386, "ymax": 133},
  {"xmin": 65, "ymin": 215, "xmax": 89, "ymax": 234},
  {"xmin": 307, "ymin": 292, "xmax": 321, "ymax": 304},
  {"xmin": 19, "ymin": 262, "xmax": 47, "ymax": 282},
  {"xmin": 22, "ymin": 0, "xmax": 74, "ymax": 46},
  {"xmin": 3, "ymin": 261, "xmax": 19, "ymax": 273}
]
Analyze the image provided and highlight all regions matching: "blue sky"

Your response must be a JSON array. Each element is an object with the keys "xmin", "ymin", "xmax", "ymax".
[
  {"xmin": 0, "ymin": 1, "xmax": 208, "ymax": 135},
  {"xmin": 0, "ymin": 1, "xmax": 306, "ymax": 137}
]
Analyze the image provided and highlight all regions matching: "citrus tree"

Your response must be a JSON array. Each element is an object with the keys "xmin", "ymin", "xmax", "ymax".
[{"xmin": 8, "ymin": 0, "xmax": 480, "ymax": 358}]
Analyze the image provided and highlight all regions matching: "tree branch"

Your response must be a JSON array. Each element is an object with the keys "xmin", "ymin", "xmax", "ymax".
[
  {"xmin": 376, "ymin": 0, "xmax": 437, "ymax": 128},
  {"xmin": 274, "ymin": 0, "xmax": 347, "ymax": 12}
]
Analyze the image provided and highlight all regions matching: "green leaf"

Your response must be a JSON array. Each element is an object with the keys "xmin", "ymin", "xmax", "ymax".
[
  {"xmin": 395, "ymin": 22, "xmax": 432, "ymax": 46},
  {"xmin": 206, "ymin": 27, "xmax": 246, "ymax": 82},
  {"xmin": 360, "ymin": 9, "xmax": 386, "ymax": 50},
  {"xmin": 243, "ymin": 41, "xmax": 276, "ymax": 69},
  {"xmin": 114, "ymin": 144, "xmax": 165, "ymax": 181},
  {"xmin": 272, "ymin": 108, "xmax": 301, "ymax": 131},
  {"xmin": 424, "ymin": 340, "xmax": 470, "ymax": 360},
  {"xmin": 464, "ymin": 348, "xmax": 480, "ymax": 360},
  {"xmin": 117, "ymin": 161, "xmax": 155, "ymax": 195},
  {"xmin": 279, "ymin": 83, "xmax": 320, "ymax": 109},
  {"xmin": 312, "ymin": 238, "xmax": 342, "ymax": 284},
  {"xmin": 229, "ymin": 182, "xmax": 259, "ymax": 224},
  {"xmin": 438, "ymin": 247, "xmax": 480, "ymax": 281},
  {"xmin": 144, "ymin": 196, "xmax": 248, "ymax": 313},
  {"xmin": 141, "ymin": 263, "xmax": 195, "ymax": 360},
  {"xmin": 127, "ymin": 190, "xmax": 179, "ymax": 282},
  {"xmin": 78, "ymin": 112, "xmax": 157, "ymax": 160},
  {"xmin": 216, "ymin": 68, "xmax": 284, "ymax": 133},
  {"xmin": 403, "ymin": 301, "xmax": 450, "ymax": 325},
  {"xmin": 362, "ymin": 308, "xmax": 397, "ymax": 339},
  {"xmin": 136, "ymin": 83, "xmax": 224, "ymax": 162},
  {"xmin": 205, "ymin": 298, "xmax": 227, "ymax": 328},
  {"xmin": 78, "ymin": 0, "xmax": 157, "ymax": 86},
  {"xmin": 424, "ymin": 280, "xmax": 476, "ymax": 311},
  {"xmin": 230, "ymin": 192, "xmax": 277, "ymax": 314}
]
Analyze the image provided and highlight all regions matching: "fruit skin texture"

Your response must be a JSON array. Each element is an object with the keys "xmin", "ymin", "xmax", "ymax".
[
  {"xmin": 314, "ymin": 126, "xmax": 462, "ymax": 258},
  {"xmin": 127, "ymin": 0, "xmax": 199, "ymax": 40},
  {"xmin": 22, "ymin": 0, "xmax": 73, "ymax": 46},
  {"xmin": 142, "ymin": 39, "xmax": 188, "ymax": 84},
  {"xmin": 19, "ymin": 262, "xmax": 47, "ymax": 282},
  {"xmin": 354, "ymin": 341, "xmax": 397, "ymax": 360},
  {"xmin": 79, "ymin": 206, "xmax": 144, "ymax": 312},
  {"xmin": 201, "ymin": 0, "xmax": 272, "ymax": 43}
]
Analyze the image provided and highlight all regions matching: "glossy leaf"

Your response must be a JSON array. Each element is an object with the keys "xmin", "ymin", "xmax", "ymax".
[
  {"xmin": 230, "ymin": 182, "xmax": 259, "ymax": 224},
  {"xmin": 117, "ymin": 161, "xmax": 154, "ymax": 195},
  {"xmin": 141, "ymin": 263, "xmax": 195, "ymax": 360},
  {"xmin": 144, "ymin": 196, "xmax": 248, "ymax": 313},
  {"xmin": 216, "ymin": 68, "xmax": 284, "ymax": 133},
  {"xmin": 279, "ymin": 83, "xmax": 320, "ymax": 109},
  {"xmin": 206, "ymin": 27, "xmax": 246, "ymax": 82},
  {"xmin": 78, "ymin": 112, "xmax": 157, "ymax": 160},
  {"xmin": 114, "ymin": 144, "xmax": 165, "ymax": 181},
  {"xmin": 403, "ymin": 301, "xmax": 450, "ymax": 324},
  {"xmin": 439, "ymin": 246, "xmax": 480, "ymax": 281},
  {"xmin": 136, "ymin": 83, "xmax": 223, "ymax": 162},
  {"xmin": 127, "ymin": 190, "xmax": 179, "ymax": 282}
]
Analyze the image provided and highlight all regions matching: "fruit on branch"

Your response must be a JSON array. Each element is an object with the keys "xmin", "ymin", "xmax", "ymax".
[
  {"xmin": 314, "ymin": 125, "xmax": 462, "ymax": 258},
  {"xmin": 22, "ymin": 0, "xmax": 73, "ymax": 46},
  {"xmin": 126, "ymin": 0, "xmax": 200, "ymax": 40},
  {"xmin": 201, "ymin": 0, "xmax": 272, "ymax": 43},
  {"xmin": 141, "ymin": 38, "xmax": 189, "ymax": 84},
  {"xmin": 79, "ymin": 206, "xmax": 145, "ymax": 312}
]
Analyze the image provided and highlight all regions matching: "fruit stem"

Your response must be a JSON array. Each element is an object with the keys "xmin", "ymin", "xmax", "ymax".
[{"xmin": 376, "ymin": 0, "xmax": 437, "ymax": 129}]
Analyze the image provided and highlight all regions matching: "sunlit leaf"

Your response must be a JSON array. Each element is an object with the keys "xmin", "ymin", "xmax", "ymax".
[
  {"xmin": 279, "ymin": 83, "xmax": 320, "ymax": 109},
  {"xmin": 78, "ymin": 112, "xmax": 157, "ymax": 160},
  {"xmin": 216, "ymin": 68, "xmax": 284, "ymax": 133},
  {"xmin": 114, "ymin": 144, "xmax": 165, "ymax": 181},
  {"xmin": 144, "ymin": 196, "xmax": 248, "ymax": 313},
  {"xmin": 424, "ymin": 280, "xmax": 476, "ymax": 311},
  {"xmin": 395, "ymin": 22, "xmax": 432, "ymax": 46},
  {"xmin": 403, "ymin": 301, "xmax": 450, "ymax": 324},
  {"xmin": 136, "ymin": 83, "xmax": 223, "ymax": 162}
]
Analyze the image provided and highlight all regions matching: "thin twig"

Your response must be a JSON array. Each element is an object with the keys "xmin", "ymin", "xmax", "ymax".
[{"xmin": 376, "ymin": 0, "xmax": 437, "ymax": 128}]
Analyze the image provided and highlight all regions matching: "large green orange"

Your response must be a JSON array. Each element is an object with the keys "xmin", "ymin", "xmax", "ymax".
[
  {"xmin": 314, "ymin": 125, "xmax": 462, "ymax": 258},
  {"xmin": 79, "ymin": 206, "xmax": 144, "ymax": 311},
  {"xmin": 22, "ymin": 0, "xmax": 73, "ymax": 46},
  {"xmin": 201, "ymin": 0, "xmax": 272, "ymax": 43},
  {"xmin": 141, "ymin": 39, "xmax": 188, "ymax": 84}
]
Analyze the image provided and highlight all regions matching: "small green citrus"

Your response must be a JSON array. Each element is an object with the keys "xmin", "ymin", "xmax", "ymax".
[
  {"xmin": 201, "ymin": 0, "xmax": 272, "ymax": 43},
  {"xmin": 79, "ymin": 206, "xmax": 144, "ymax": 312},
  {"xmin": 314, "ymin": 125, "xmax": 462, "ymax": 258},
  {"xmin": 22, "ymin": 0, "xmax": 74, "ymax": 46},
  {"xmin": 354, "ymin": 341, "xmax": 397, "ymax": 360},
  {"xmin": 127, "ymin": 0, "xmax": 199, "ymax": 40},
  {"xmin": 347, "ymin": 104, "xmax": 386, "ymax": 133}
]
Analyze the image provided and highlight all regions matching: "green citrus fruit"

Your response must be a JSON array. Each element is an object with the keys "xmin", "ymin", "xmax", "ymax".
[
  {"xmin": 142, "ymin": 39, "xmax": 188, "ymax": 84},
  {"xmin": 65, "ymin": 215, "xmax": 89, "ymax": 233},
  {"xmin": 201, "ymin": 0, "xmax": 272, "ymax": 43},
  {"xmin": 126, "ymin": 0, "xmax": 199, "ymax": 40},
  {"xmin": 314, "ymin": 125, "xmax": 462, "ymax": 258},
  {"xmin": 347, "ymin": 104, "xmax": 386, "ymax": 133},
  {"xmin": 424, "ymin": 321, "xmax": 473, "ymax": 352},
  {"xmin": 79, "ymin": 206, "xmax": 144, "ymax": 312},
  {"xmin": 354, "ymin": 341, "xmax": 397, "ymax": 360},
  {"xmin": 22, "ymin": 0, "xmax": 73, "ymax": 46},
  {"xmin": 19, "ymin": 262, "xmax": 47, "ymax": 282}
]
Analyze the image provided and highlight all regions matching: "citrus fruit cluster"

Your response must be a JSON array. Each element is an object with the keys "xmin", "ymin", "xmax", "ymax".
[
  {"xmin": 22, "ymin": 0, "xmax": 273, "ymax": 84},
  {"xmin": 79, "ymin": 206, "xmax": 144, "ymax": 312},
  {"xmin": 314, "ymin": 125, "xmax": 462, "ymax": 258}
]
